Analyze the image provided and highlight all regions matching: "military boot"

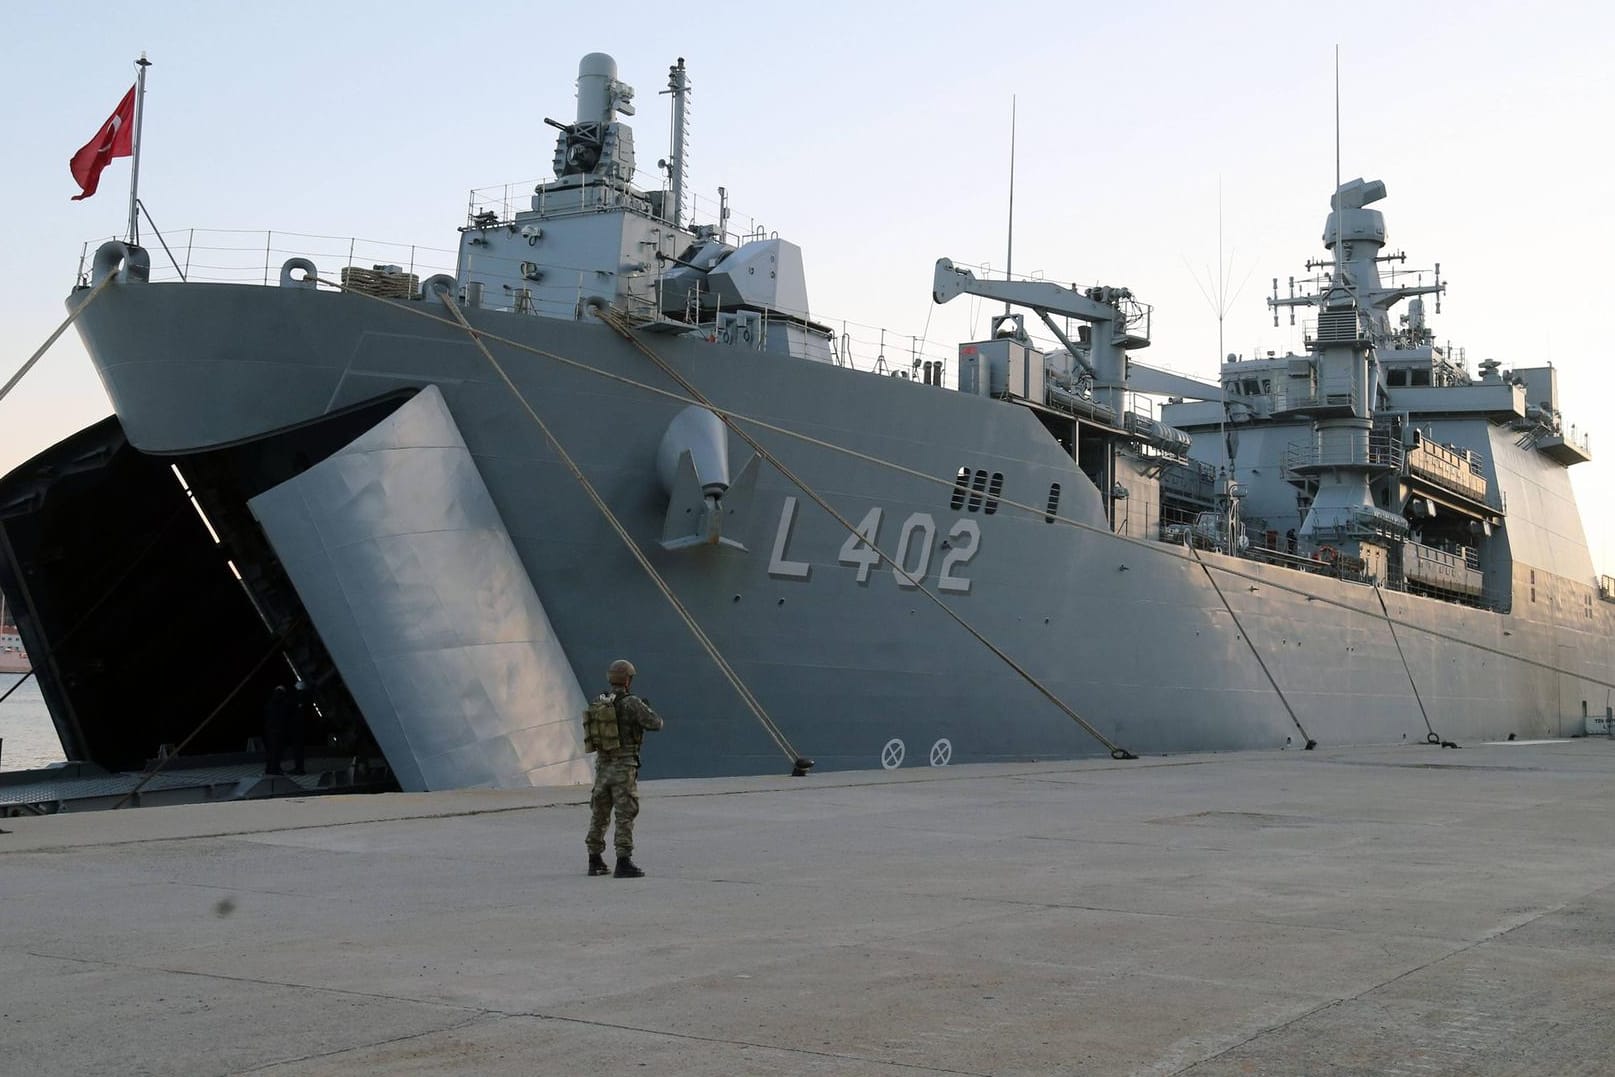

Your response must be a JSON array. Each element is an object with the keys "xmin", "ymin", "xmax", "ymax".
[
  {"xmin": 587, "ymin": 853, "xmax": 610, "ymax": 876},
  {"xmin": 614, "ymin": 856, "xmax": 645, "ymax": 878}
]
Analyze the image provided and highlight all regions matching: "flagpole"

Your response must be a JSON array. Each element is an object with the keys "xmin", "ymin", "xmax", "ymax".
[{"xmin": 127, "ymin": 53, "xmax": 150, "ymax": 245}]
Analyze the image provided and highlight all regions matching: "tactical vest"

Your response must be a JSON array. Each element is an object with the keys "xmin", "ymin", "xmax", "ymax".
[
  {"xmin": 582, "ymin": 694, "xmax": 621, "ymax": 753},
  {"xmin": 581, "ymin": 694, "xmax": 642, "ymax": 755}
]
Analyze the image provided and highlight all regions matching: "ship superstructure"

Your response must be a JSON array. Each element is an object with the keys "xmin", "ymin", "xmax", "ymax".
[
  {"xmin": 455, "ymin": 54, "xmax": 833, "ymax": 363},
  {"xmin": 1158, "ymin": 180, "xmax": 1593, "ymax": 621},
  {"xmin": 1, "ymin": 53, "xmax": 1610, "ymax": 793}
]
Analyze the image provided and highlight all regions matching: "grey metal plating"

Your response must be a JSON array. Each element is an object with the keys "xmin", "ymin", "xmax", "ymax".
[
  {"xmin": 68, "ymin": 276, "xmax": 1611, "ymax": 779},
  {"xmin": 60, "ymin": 53, "xmax": 1614, "ymax": 784}
]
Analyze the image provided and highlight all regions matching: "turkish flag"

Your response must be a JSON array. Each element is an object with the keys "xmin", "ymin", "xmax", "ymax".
[{"xmin": 69, "ymin": 85, "xmax": 136, "ymax": 201}]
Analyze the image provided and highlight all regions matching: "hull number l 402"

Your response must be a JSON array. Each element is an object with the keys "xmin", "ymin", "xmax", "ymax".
[{"xmin": 768, "ymin": 496, "xmax": 980, "ymax": 592}]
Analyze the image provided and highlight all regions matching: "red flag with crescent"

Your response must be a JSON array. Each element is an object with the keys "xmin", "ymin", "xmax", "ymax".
[{"xmin": 69, "ymin": 85, "xmax": 136, "ymax": 201}]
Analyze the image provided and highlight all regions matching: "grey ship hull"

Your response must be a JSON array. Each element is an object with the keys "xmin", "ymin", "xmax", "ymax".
[{"xmin": 63, "ymin": 281, "xmax": 1615, "ymax": 778}]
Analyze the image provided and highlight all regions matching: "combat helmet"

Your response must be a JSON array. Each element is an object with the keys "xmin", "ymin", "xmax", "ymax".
[{"xmin": 607, "ymin": 659, "xmax": 636, "ymax": 686}]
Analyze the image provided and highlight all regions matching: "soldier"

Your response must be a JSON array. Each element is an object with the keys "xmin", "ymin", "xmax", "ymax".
[
  {"xmin": 262, "ymin": 684, "xmax": 293, "ymax": 775},
  {"xmin": 584, "ymin": 659, "xmax": 664, "ymax": 878}
]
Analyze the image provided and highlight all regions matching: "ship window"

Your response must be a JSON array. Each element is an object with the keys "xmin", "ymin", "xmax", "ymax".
[
  {"xmin": 984, "ymin": 472, "xmax": 1004, "ymax": 514},
  {"xmin": 1530, "ymin": 569, "xmax": 1537, "ymax": 603},
  {"xmin": 1045, "ymin": 483, "xmax": 1061, "ymax": 523},
  {"xmin": 1261, "ymin": 379, "xmax": 1272, "ymax": 394},
  {"xmin": 1411, "ymin": 369, "xmax": 1432, "ymax": 386},
  {"xmin": 1388, "ymin": 369, "xmax": 1407, "ymax": 386},
  {"xmin": 950, "ymin": 467, "xmax": 970, "ymax": 511},
  {"xmin": 966, "ymin": 469, "xmax": 989, "ymax": 512},
  {"xmin": 1242, "ymin": 378, "xmax": 1260, "ymax": 395}
]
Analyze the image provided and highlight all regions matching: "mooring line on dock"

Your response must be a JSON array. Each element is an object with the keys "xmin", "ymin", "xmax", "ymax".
[
  {"xmin": 1190, "ymin": 544, "xmax": 1316, "ymax": 750},
  {"xmin": 1375, "ymin": 584, "xmax": 1455, "ymax": 748}
]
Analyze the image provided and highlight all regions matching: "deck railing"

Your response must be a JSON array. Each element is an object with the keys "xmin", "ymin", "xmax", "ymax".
[{"xmin": 79, "ymin": 229, "xmax": 457, "ymax": 289}]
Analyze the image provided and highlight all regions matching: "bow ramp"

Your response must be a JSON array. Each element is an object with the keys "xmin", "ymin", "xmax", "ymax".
[{"xmin": 249, "ymin": 386, "xmax": 592, "ymax": 792}]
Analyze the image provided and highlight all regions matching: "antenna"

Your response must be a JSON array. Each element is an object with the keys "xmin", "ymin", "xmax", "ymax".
[
  {"xmin": 1005, "ymin": 95, "xmax": 1016, "ymax": 316},
  {"xmin": 660, "ymin": 57, "xmax": 691, "ymax": 229},
  {"xmin": 1219, "ymin": 176, "xmax": 1230, "ymax": 552},
  {"xmin": 1183, "ymin": 178, "xmax": 1254, "ymax": 552},
  {"xmin": 1333, "ymin": 45, "xmax": 1343, "ymax": 295}
]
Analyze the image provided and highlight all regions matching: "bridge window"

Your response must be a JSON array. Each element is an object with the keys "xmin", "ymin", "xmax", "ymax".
[{"xmin": 1411, "ymin": 369, "xmax": 1432, "ymax": 387}]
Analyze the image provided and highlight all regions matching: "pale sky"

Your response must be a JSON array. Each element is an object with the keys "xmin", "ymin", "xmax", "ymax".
[{"xmin": 2, "ymin": 1, "xmax": 1611, "ymax": 570}]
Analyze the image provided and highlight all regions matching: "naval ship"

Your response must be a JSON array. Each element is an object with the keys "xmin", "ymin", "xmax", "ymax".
[{"xmin": 2, "ymin": 53, "xmax": 1610, "ymax": 790}]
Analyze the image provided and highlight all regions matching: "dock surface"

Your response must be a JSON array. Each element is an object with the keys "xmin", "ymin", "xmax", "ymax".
[{"xmin": 6, "ymin": 740, "xmax": 1615, "ymax": 1075}]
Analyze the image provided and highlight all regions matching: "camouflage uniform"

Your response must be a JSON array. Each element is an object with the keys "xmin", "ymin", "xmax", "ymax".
[{"xmin": 585, "ymin": 693, "xmax": 664, "ymax": 858}]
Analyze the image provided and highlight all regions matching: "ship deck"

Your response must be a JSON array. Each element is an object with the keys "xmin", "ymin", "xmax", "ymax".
[{"xmin": 6, "ymin": 740, "xmax": 1615, "ymax": 1074}]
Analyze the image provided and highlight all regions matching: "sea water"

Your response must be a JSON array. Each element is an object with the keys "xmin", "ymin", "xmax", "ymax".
[{"xmin": 0, "ymin": 675, "xmax": 64, "ymax": 771}]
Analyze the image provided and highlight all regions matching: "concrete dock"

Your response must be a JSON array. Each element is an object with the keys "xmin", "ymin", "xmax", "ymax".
[{"xmin": 5, "ymin": 740, "xmax": 1615, "ymax": 1075}]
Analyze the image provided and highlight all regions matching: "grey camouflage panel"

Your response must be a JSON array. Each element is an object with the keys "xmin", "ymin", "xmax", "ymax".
[{"xmin": 585, "ymin": 694, "xmax": 663, "ymax": 857}]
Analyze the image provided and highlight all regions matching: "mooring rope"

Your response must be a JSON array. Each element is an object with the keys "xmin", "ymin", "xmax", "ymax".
[
  {"xmin": 297, "ymin": 283, "xmax": 1615, "ymax": 717},
  {"xmin": 1375, "ymin": 584, "xmax": 1454, "ymax": 747},
  {"xmin": 432, "ymin": 292, "xmax": 810, "ymax": 773},
  {"xmin": 0, "ymin": 273, "xmax": 115, "ymax": 406},
  {"xmin": 590, "ymin": 305, "xmax": 1136, "ymax": 760},
  {"xmin": 1190, "ymin": 543, "xmax": 1315, "ymax": 749},
  {"xmin": 0, "ymin": 670, "xmax": 33, "ymax": 705},
  {"xmin": 0, "ymin": 270, "xmax": 127, "ymax": 737},
  {"xmin": 111, "ymin": 629, "xmax": 291, "ymax": 810}
]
